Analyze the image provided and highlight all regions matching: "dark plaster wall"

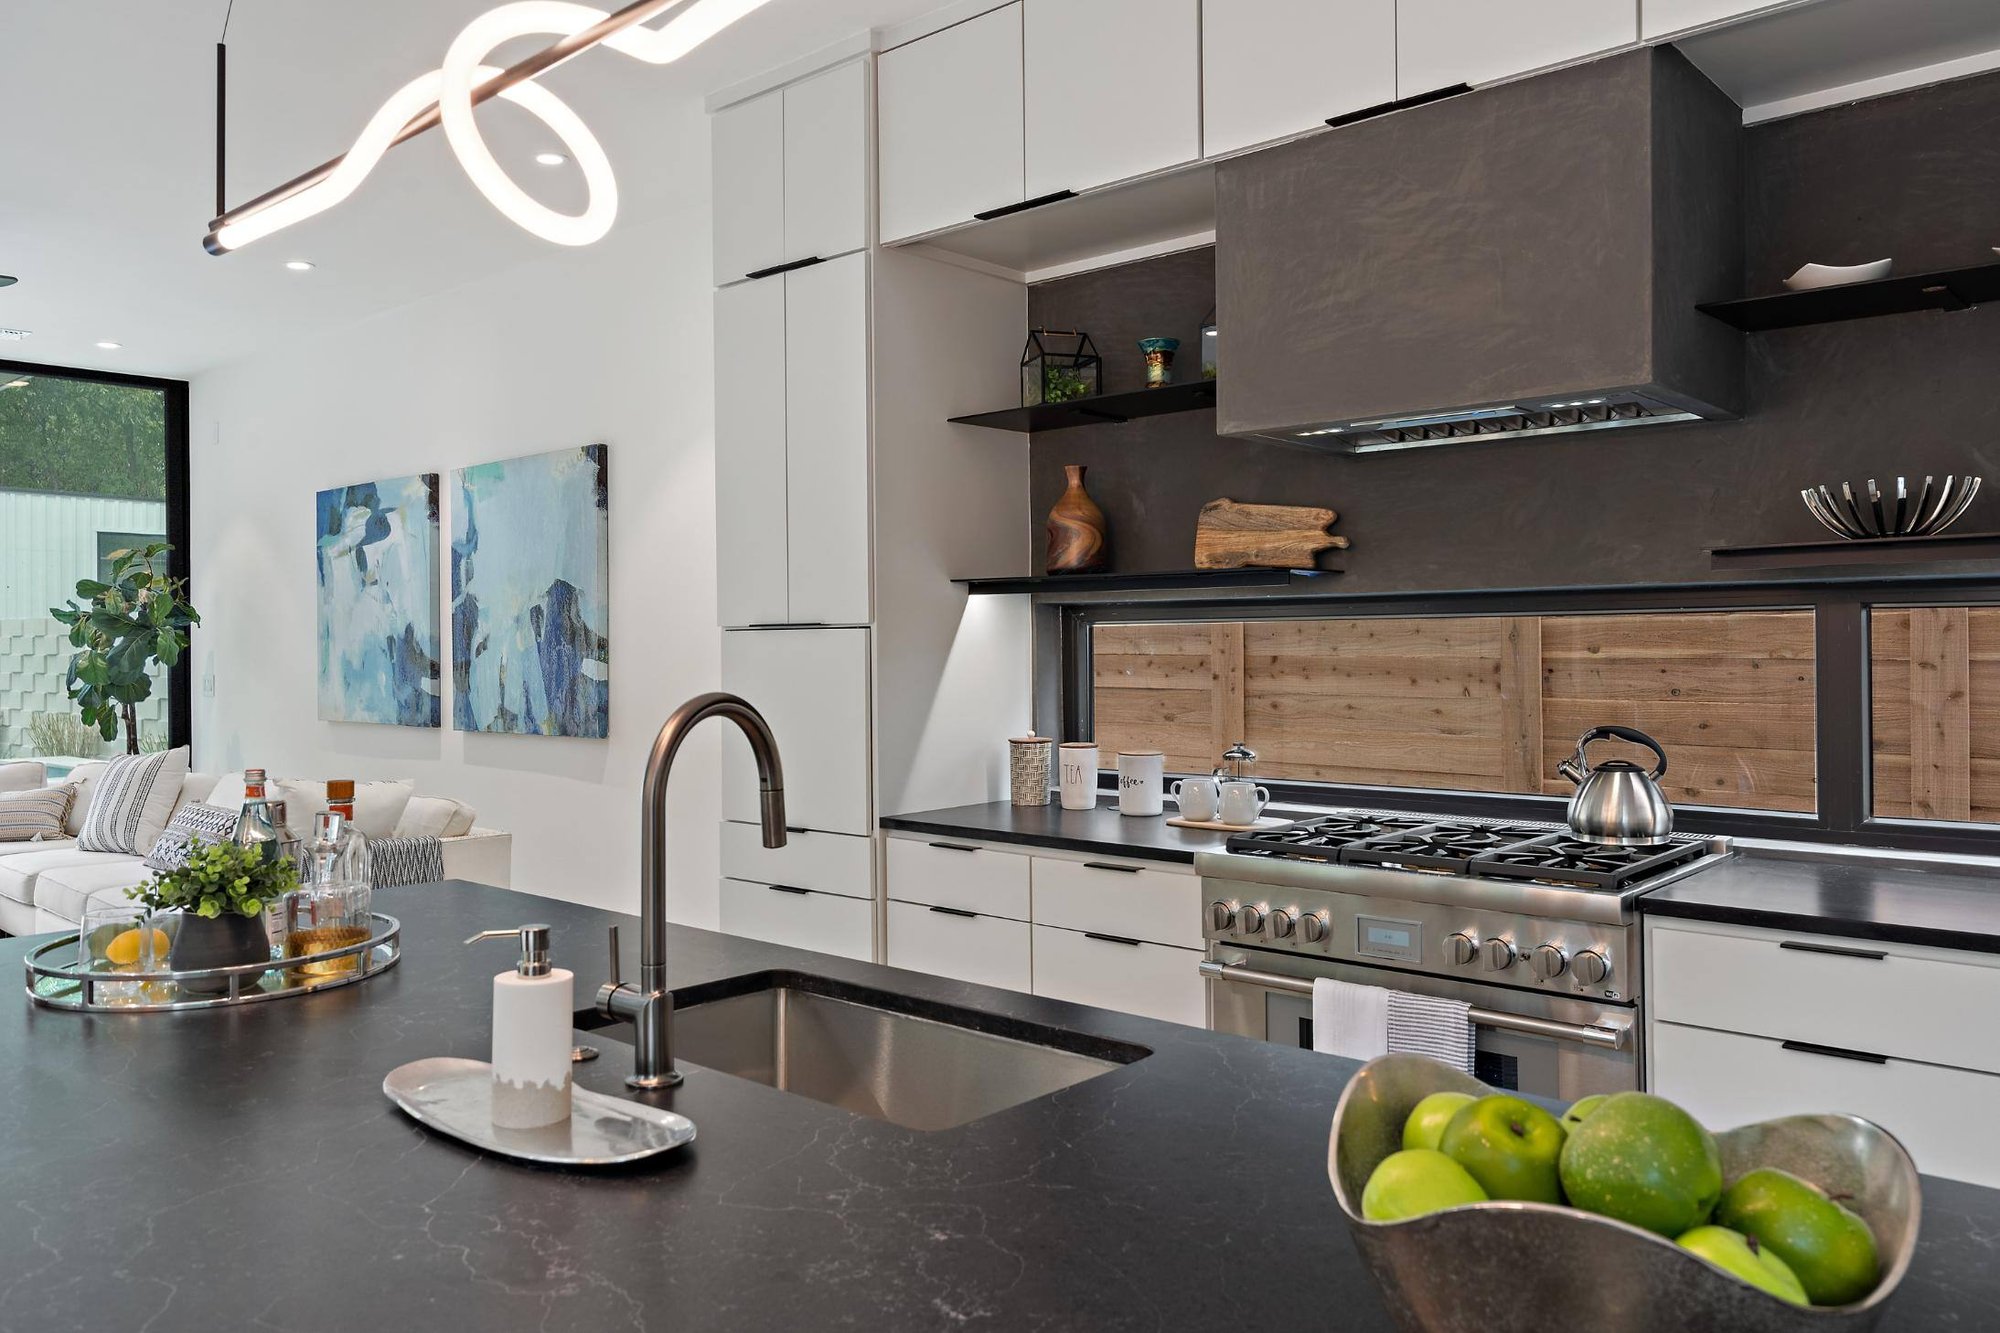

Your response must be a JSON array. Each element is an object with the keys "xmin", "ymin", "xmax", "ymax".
[{"xmin": 1024, "ymin": 68, "xmax": 2000, "ymax": 596}]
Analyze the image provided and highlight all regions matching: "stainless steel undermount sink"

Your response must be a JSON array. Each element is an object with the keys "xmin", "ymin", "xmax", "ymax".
[{"xmin": 585, "ymin": 974, "xmax": 1147, "ymax": 1132}]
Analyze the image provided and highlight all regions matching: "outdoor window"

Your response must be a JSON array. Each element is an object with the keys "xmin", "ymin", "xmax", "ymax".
[
  {"xmin": 1089, "ymin": 610, "xmax": 1819, "ymax": 815},
  {"xmin": 0, "ymin": 366, "xmax": 184, "ymax": 771},
  {"xmin": 1871, "ymin": 606, "xmax": 2000, "ymax": 825}
]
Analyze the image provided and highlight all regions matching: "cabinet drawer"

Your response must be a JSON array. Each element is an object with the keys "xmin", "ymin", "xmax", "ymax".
[
  {"xmin": 887, "ymin": 900, "xmax": 1030, "ymax": 992},
  {"xmin": 1032, "ymin": 925, "xmax": 1205, "ymax": 1027},
  {"xmin": 717, "ymin": 878, "xmax": 873, "ymax": 961},
  {"xmin": 887, "ymin": 837, "xmax": 1029, "ymax": 920},
  {"xmin": 1649, "ymin": 923, "xmax": 2000, "ymax": 1076},
  {"xmin": 1031, "ymin": 856, "xmax": 1201, "ymax": 949},
  {"xmin": 721, "ymin": 822, "xmax": 873, "ymax": 900},
  {"xmin": 1651, "ymin": 1021, "xmax": 2000, "ymax": 1188}
]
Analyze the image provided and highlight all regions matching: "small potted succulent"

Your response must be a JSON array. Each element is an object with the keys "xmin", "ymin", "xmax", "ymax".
[{"xmin": 130, "ymin": 841, "xmax": 297, "ymax": 992}]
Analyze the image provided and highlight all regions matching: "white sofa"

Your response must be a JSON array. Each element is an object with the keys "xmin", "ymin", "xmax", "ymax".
[{"xmin": 0, "ymin": 761, "xmax": 512, "ymax": 936}]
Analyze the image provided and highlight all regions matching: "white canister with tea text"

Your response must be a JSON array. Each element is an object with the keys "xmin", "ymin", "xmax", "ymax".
[
  {"xmin": 1117, "ymin": 751, "xmax": 1165, "ymax": 817},
  {"xmin": 1059, "ymin": 743, "xmax": 1099, "ymax": 810}
]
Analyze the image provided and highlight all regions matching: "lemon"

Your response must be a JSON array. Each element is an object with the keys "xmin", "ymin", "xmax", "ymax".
[{"xmin": 104, "ymin": 927, "xmax": 169, "ymax": 967}]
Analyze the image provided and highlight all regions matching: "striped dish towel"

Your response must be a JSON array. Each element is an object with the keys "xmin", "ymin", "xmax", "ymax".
[{"xmin": 1386, "ymin": 991, "xmax": 1477, "ymax": 1075}]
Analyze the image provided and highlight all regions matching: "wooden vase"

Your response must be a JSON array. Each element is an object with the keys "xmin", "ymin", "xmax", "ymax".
[{"xmin": 1046, "ymin": 465, "xmax": 1108, "ymax": 574}]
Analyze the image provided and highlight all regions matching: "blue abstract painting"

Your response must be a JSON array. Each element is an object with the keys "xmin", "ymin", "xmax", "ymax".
[
  {"xmin": 451, "ymin": 445, "xmax": 610, "ymax": 738},
  {"xmin": 316, "ymin": 473, "xmax": 442, "ymax": 727}
]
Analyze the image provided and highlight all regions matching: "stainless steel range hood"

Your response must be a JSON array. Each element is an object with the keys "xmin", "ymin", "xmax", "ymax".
[{"xmin": 1216, "ymin": 48, "xmax": 1743, "ymax": 453}]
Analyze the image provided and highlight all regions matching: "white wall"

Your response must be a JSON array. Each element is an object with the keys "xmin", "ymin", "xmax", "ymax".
[{"xmin": 189, "ymin": 97, "xmax": 728, "ymax": 926}]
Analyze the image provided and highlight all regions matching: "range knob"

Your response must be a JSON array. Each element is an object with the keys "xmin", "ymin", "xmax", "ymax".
[
  {"xmin": 1530, "ymin": 943, "xmax": 1569, "ymax": 982},
  {"xmin": 1266, "ymin": 908, "xmax": 1296, "ymax": 940},
  {"xmin": 1299, "ymin": 912, "xmax": 1329, "ymax": 945},
  {"xmin": 1572, "ymin": 950, "xmax": 1612, "ymax": 986},
  {"xmin": 1446, "ymin": 932, "xmax": 1480, "ymax": 966},
  {"xmin": 1207, "ymin": 901, "xmax": 1236, "ymax": 933},
  {"xmin": 1483, "ymin": 937, "xmax": 1517, "ymax": 971},
  {"xmin": 1237, "ymin": 904, "xmax": 1266, "ymax": 935}
]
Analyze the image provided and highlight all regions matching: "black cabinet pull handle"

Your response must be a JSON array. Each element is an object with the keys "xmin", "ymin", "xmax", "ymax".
[
  {"xmin": 973, "ymin": 189, "xmax": 1076, "ymax": 222},
  {"xmin": 928, "ymin": 842, "xmax": 979, "ymax": 853},
  {"xmin": 1781, "ymin": 1039, "xmax": 1888, "ymax": 1065},
  {"xmin": 1779, "ymin": 941, "xmax": 1888, "ymax": 961},
  {"xmin": 744, "ymin": 255, "xmax": 826, "ymax": 281},
  {"xmin": 1082, "ymin": 861, "xmax": 1141, "ymax": 874},
  {"xmin": 1084, "ymin": 931, "xmax": 1143, "ymax": 947},
  {"xmin": 784, "ymin": 826, "xmax": 810, "ymax": 835},
  {"xmin": 928, "ymin": 905, "xmax": 979, "ymax": 919},
  {"xmin": 1326, "ymin": 83, "xmax": 1470, "ymax": 129},
  {"xmin": 768, "ymin": 884, "xmax": 812, "ymax": 896}
]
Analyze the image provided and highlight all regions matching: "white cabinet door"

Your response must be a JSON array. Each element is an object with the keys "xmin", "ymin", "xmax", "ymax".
[
  {"xmin": 714, "ymin": 278, "xmax": 789, "ymax": 628},
  {"xmin": 1202, "ymin": 0, "xmax": 1396, "ymax": 157},
  {"xmin": 1030, "ymin": 855, "xmax": 1202, "ymax": 949},
  {"xmin": 783, "ymin": 253, "xmax": 871, "ymax": 626},
  {"xmin": 1032, "ymin": 925, "xmax": 1206, "ymax": 1027},
  {"xmin": 887, "ymin": 837, "xmax": 1031, "ymax": 920},
  {"xmin": 1396, "ymin": 0, "xmax": 1637, "ymax": 95},
  {"xmin": 783, "ymin": 60, "xmax": 870, "ymax": 263},
  {"xmin": 1024, "ymin": 0, "xmax": 1200, "ymax": 197},
  {"xmin": 1642, "ymin": 0, "xmax": 1794, "ymax": 39},
  {"xmin": 711, "ymin": 89, "xmax": 786, "ymax": 285},
  {"xmin": 721, "ymin": 821, "xmax": 874, "ymax": 900},
  {"xmin": 887, "ymin": 900, "xmax": 1031, "ymax": 992},
  {"xmin": 721, "ymin": 627, "xmax": 871, "ymax": 835},
  {"xmin": 878, "ymin": 3, "xmax": 1025, "ymax": 242},
  {"xmin": 719, "ymin": 878, "xmax": 874, "ymax": 961}
]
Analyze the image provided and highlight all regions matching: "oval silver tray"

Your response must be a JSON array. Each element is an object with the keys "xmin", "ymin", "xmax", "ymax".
[
  {"xmin": 383, "ymin": 1057, "xmax": 697, "ymax": 1167},
  {"xmin": 24, "ymin": 913, "xmax": 402, "ymax": 1013}
]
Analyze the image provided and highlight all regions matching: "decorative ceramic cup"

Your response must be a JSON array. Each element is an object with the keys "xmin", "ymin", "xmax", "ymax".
[
  {"xmin": 1138, "ymin": 337, "xmax": 1180, "ymax": 388},
  {"xmin": 1117, "ymin": 751, "xmax": 1165, "ymax": 817},
  {"xmin": 1059, "ymin": 743, "xmax": 1099, "ymax": 811},
  {"xmin": 1172, "ymin": 776, "xmax": 1221, "ymax": 822},
  {"xmin": 1218, "ymin": 779, "xmax": 1271, "ymax": 826}
]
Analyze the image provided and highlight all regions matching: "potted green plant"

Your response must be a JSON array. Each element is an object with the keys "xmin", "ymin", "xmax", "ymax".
[
  {"xmin": 130, "ymin": 841, "xmax": 296, "ymax": 991},
  {"xmin": 51, "ymin": 542, "xmax": 200, "ymax": 755}
]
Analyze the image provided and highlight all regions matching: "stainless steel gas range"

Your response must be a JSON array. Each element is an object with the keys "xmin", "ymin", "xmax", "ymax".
[{"xmin": 1198, "ymin": 810, "xmax": 1732, "ymax": 1101}]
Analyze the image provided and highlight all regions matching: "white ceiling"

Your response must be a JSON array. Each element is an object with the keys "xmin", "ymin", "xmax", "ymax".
[{"xmin": 0, "ymin": 0, "xmax": 946, "ymax": 379}]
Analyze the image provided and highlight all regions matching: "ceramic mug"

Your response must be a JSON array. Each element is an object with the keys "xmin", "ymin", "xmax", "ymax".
[
  {"xmin": 1059, "ymin": 743, "xmax": 1099, "ymax": 811},
  {"xmin": 1172, "ymin": 776, "xmax": 1220, "ymax": 822},
  {"xmin": 1117, "ymin": 751, "xmax": 1164, "ymax": 817},
  {"xmin": 1218, "ymin": 779, "xmax": 1270, "ymax": 827}
]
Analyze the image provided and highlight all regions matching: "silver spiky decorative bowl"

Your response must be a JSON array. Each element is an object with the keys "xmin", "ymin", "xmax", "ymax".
[
  {"xmin": 1329, "ymin": 1056, "xmax": 1921, "ymax": 1333},
  {"xmin": 1801, "ymin": 475, "xmax": 1980, "ymax": 539}
]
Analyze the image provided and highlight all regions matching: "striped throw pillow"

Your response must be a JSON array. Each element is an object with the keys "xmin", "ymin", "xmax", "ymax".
[
  {"xmin": 0, "ymin": 784, "xmax": 76, "ymax": 842},
  {"xmin": 143, "ymin": 802, "xmax": 243, "ymax": 872},
  {"xmin": 78, "ymin": 748, "xmax": 191, "ymax": 855}
]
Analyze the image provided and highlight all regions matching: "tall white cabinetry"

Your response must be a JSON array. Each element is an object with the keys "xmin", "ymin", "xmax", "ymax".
[
  {"xmin": 1396, "ymin": 0, "xmax": 1638, "ymax": 95},
  {"xmin": 1202, "ymin": 0, "xmax": 1397, "ymax": 157},
  {"xmin": 710, "ymin": 53, "xmax": 1031, "ymax": 962}
]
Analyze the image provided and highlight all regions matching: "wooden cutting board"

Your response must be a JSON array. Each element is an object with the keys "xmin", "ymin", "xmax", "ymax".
[{"xmin": 1194, "ymin": 498, "xmax": 1348, "ymax": 569}]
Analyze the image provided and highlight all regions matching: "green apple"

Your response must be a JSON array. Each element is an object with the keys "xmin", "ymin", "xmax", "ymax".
[
  {"xmin": 1560, "ymin": 1092, "xmax": 1722, "ymax": 1237},
  {"xmin": 1717, "ymin": 1167, "xmax": 1881, "ymax": 1306},
  {"xmin": 1438, "ymin": 1094, "xmax": 1567, "ymax": 1203},
  {"xmin": 1560, "ymin": 1094, "xmax": 1609, "ymax": 1132},
  {"xmin": 1678, "ymin": 1225, "xmax": 1810, "ymax": 1306},
  {"xmin": 1361, "ymin": 1149, "xmax": 1490, "ymax": 1221},
  {"xmin": 1403, "ymin": 1091, "xmax": 1478, "ymax": 1152}
]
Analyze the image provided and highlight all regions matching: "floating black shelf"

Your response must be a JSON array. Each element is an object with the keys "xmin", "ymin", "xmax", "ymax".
[
  {"xmin": 1696, "ymin": 261, "xmax": 2000, "ymax": 332},
  {"xmin": 1710, "ymin": 530, "xmax": 2000, "ymax": 571},
  {"xmin": 956, "ymin": 567, "xmax": 1335, "ymax": 597},
  {"xmin": 949, "ymin": 379, "xmax": 1218, "ymax": 433}
]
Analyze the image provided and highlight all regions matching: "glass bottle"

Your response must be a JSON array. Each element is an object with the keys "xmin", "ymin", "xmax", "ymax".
[
  {"xmin": 284, "ymin": 781, "xmax": 373, "ymax": 979},
  {"xmin": 234, "ymin": 767, "xmax": 283, "ymax": 861}
]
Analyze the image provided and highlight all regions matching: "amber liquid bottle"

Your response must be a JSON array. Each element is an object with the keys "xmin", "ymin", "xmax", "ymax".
[{"xmin": 284, "ymin": 781, "xmax": 374, "ymax": 978}]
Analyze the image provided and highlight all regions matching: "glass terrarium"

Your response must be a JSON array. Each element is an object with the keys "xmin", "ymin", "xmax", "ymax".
[{"xmin": 1020, "ymin": 328, "xmax": 1102, "ymax": 407}]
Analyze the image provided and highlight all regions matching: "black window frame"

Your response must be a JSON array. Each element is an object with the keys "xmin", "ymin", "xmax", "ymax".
[
  {"xmin": 1, "ymin": 358, "xmax": 192, "ymax": 753},
  {"xmin": 1042, "ymin": 572, "xmax": 2000, "ymax": 858}
]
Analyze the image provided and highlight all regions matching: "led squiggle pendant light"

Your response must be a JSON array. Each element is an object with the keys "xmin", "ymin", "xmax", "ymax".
[{"xmin": 204, "ymin": 0, "xmax": 774, "ymax": 254}]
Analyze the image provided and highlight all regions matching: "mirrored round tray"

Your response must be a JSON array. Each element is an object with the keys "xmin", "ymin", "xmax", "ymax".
[{"xmin": 24, "ymin": 913, "xmax": 401, "ymax": 1013}]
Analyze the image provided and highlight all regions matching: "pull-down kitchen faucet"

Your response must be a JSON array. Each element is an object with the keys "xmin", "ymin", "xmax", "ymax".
[{"xmin": 599, "ymin": 692, "xmax": 785, "ymax": 1089}]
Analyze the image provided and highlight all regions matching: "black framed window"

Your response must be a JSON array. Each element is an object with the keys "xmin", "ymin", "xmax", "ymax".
[{"xmin": 0, "ymin": 360, "xmax": 191, "ymax": 767}]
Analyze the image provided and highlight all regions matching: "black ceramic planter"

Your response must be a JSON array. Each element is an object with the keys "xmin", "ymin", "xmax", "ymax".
[{"xmin": 169, "ymin": 912, "xmax": 272, "ymax": 995}]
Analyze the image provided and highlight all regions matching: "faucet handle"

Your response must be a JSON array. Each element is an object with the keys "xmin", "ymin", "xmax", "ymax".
[{"xmin": 607, "ymin": 924, "xmax": 621, "ymax": 988}]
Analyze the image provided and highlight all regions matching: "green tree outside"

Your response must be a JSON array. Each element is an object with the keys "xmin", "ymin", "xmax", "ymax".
[{"xmin": 0, "ymin": 375, "xmax": 166, "ymax": 500}]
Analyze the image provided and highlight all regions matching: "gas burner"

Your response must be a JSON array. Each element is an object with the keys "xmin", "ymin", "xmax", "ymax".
[
  {"xmin": 1226, "ymin": 812, "xmax": 1433, "ymax": 858},
  {"xmin": 1339, "ymin": 822, "xmax": 1552, "ymax": 873},
  {"xmin": 1471, "ymin": 834, "xmax": 1706, "ymax": 890}
]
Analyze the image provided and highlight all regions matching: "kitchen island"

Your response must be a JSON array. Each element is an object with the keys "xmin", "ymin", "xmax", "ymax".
[{"xmin": 5, "ymin": 881, "xmax": 1998, "ymax": 1331}]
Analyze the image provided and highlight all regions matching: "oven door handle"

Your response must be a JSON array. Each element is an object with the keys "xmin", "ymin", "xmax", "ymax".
[{"xmin": 1196, "ymin": 960, "xmax": 1631, "ymax": 1051}]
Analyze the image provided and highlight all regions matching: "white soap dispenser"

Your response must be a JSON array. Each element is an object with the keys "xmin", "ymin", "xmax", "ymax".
[{"xmin": 465, "ymin": 924, "xmax": 573, "ymax": 1129}]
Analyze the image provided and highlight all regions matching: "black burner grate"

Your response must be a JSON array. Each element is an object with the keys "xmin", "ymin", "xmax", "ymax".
[
  {"xmin": 1470, "ymin": 834, "xmax": 1707, "ymax": 890},
  {"xmin": 1338, "ymin": 822, "xmax": 1554, "ymax": 873},
  {"xmin": 1224, "ymin": 812, "xmax": 1434, "ymax": 858}
]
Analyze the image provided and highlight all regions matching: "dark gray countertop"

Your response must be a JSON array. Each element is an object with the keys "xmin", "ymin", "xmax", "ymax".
[
  {"xmin": 1641, "ymin": 850, "xmax": 2000, "ymax": 954},
  {"xmin": 880, "ymin": 796, "xmax": 1245, "ymax": 863},
  {"xmin": 8, "ymin": 881, "xmax": 1998, "ymax": 1331}
]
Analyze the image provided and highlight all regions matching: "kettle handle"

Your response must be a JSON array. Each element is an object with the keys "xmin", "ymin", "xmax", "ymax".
[{"xmin": 1574, "ymin": 725, "xmax": 1668, "ymax": 779}]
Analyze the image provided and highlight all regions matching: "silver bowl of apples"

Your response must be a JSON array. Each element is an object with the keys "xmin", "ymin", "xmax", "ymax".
[{"xmin": 1329, "ymin": 1056, "xmax": 1921, "ymax": 1333}]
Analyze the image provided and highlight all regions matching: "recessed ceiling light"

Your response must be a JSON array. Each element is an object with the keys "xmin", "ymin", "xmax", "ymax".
[
  {"xmin": 95, "ymin": 341, "xmax": 122, "ymax": 350},
  {"xmin": 285, "ymin": 259, "xmax": 316, "ymax": 271},
  {"xmin": 535, "ymin": 151, "xmax": 568, "ymax": 166}
]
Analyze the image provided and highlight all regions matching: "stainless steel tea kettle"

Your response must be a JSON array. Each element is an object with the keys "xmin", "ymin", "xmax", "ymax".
[{"xmin": 1556, "ymin": 725, "xmax": 1673, "ymax": 845}]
